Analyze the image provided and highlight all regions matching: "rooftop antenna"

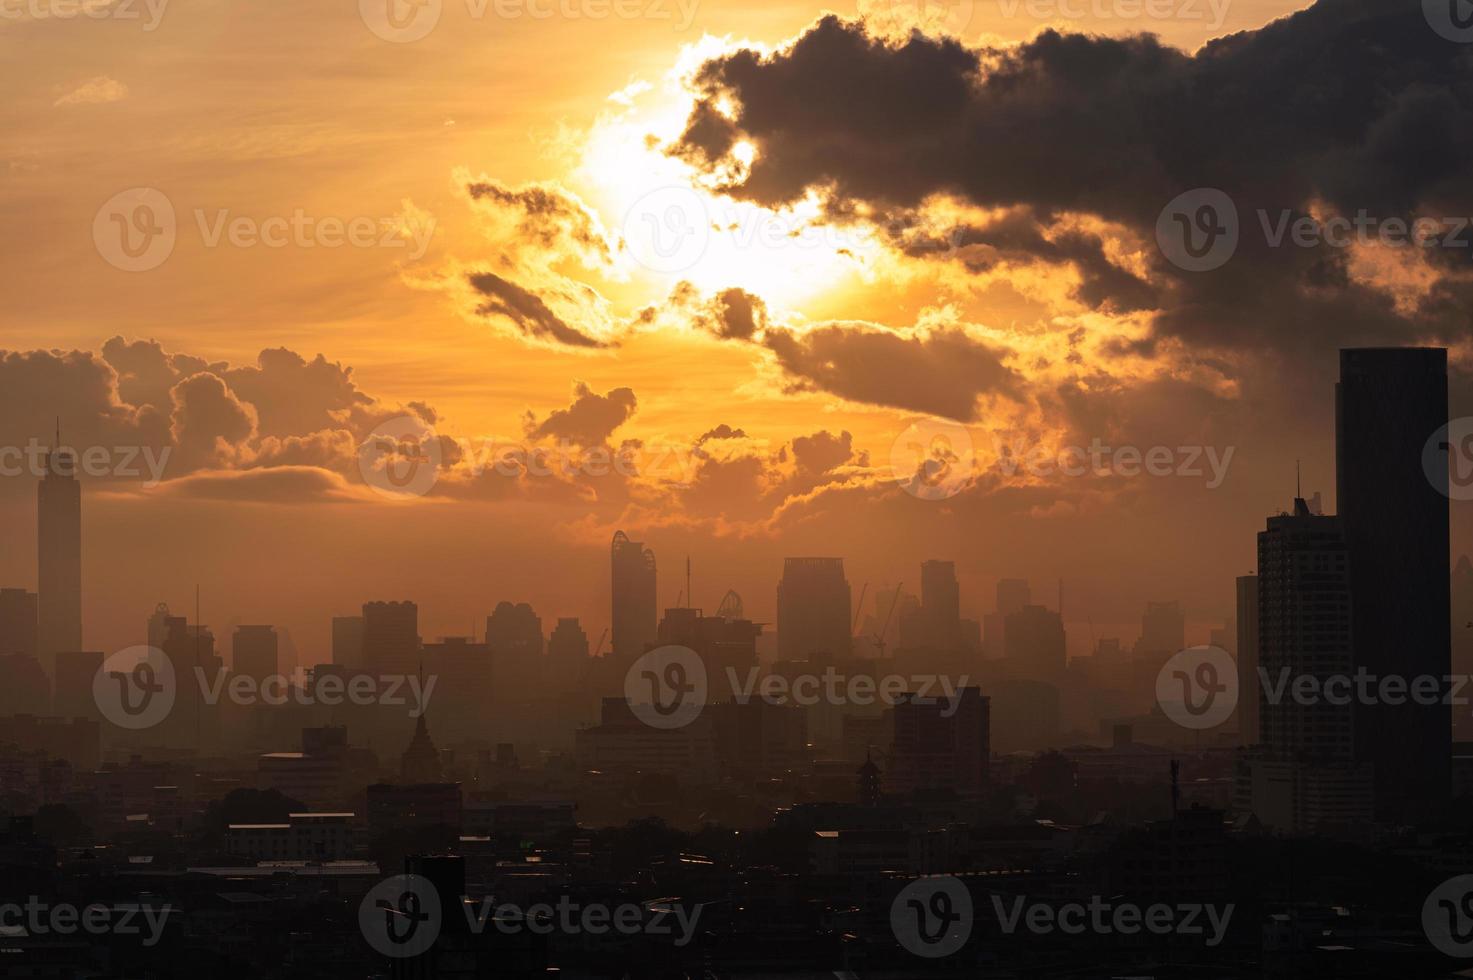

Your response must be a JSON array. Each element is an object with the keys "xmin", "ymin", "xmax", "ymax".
[
  {"xmin": 686, "ymin": 556, "xmax": 692, "ymax": 612},
  {"xmin": 1296, "ymin": 458, "xmax": 1301, "ymax": 500}
]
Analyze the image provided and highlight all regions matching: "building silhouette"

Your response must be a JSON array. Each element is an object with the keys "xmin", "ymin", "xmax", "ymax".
[
  {"xmin": 52, "ymin": 650, "xmax": 102, "ymax": 721},
  {"xmin": 1245, "ymin": 496, "xmax": 1371, "ymax": 832},
  {"xmin": 548, "ymin": 617, "xmax": 589, "ymax": 661},
  {"xmin": 0, "ymin": 588, "xmax": 38, "ymax": 658},
  {"xmin": 1004, "ymin": 604, "xmax": 1066, "ymax": 676},
  {"xmin": 984, "ymin": 577, "xmax": 1030, "ymax": 659},
  {"xmin": 1337, "ymin": 347, "xmax": 1450, "ymax": 821},
  {"xmin": 887, "ymin": 687, "xmax": 990, "ymax": 800},
  {"xmin": 37, "ymin": 440, "xmax": 81, "ymax": 675},
  {"xmin": 1235, "ymin": 573, "xmax": 1259, "ymax": 744},
  {"xmin": 657, "ymin": 600, "xmax": 761, "ymax": 699},
  {"xmin": 363, "ymin": 601, "xmax": 419, "ymax": 676},
  {"xmin": 1135, "ymin": 600, "xmax": 1185, "ymax": 660},
  {"xmin": 919, "ymin": 559, "xmax": 961, "ymax": 652},
  {"xmin": 231, "ymin": 625, "xmax": 278, "ymax": 683},
  {"xmin": 610, "ymin": 530, "xmax": 656, "ymax": 659},
  {"xmin": 331, "ymin": 614, "xmax": 364, "ymax": 669},
  {"xmin": 400, "ymin": 712, "xmax": 444, "ymax": 783},
  {"xmin": 776, "ymin": 557, "xmax": 851, "ymax": 660}
]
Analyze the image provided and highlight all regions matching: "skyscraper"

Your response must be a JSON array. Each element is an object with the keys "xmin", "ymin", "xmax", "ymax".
[
  {"xmin": 1247, "ymin": 497, "xmax": 1370, "ymax": 832},
  {"xmin": 1235, "ymin": 574, "xmax": 1259, "ymax": 744},
  {"xmin": 548, "ymin": 617, "xmax": 589, "ymax": 661},
  {"xmin": 1336, "ymin": 347, "xmax": 1450, "ymax": 821},
  {"xmin": 232, "ymin": 625, "xmax": 279, "ymax": 683},
  {"xmin": 1135, "ymin": 600, "xmax": 1185, "ymax": 659},
  {"xmin": 362, "ymin": 601, "xmax": 419, "ymax": 676},
  {"xmin": 0, "ymin": 588, "xmax": 39, "ymax": 658},
  {"xmin": 37, "ymin": 441, "xmax": 81, "ymax": 675},
  {"xmin": 332, "ymin": 615, "xmax": 365, "ymax": 669},
  {"xmin": 888, "ymin": 687, "xmax": 990, "ymax": 800},
  {"xmin": 610, "ymin": 531, "xmax": 656, "ymax": 659},
  {"xmin": 776, "ymin": 557, "xmax": 851, "ymax": 660},
  {"xmin": 1003, "ymin": 604, "xmax": 1066, "ymax": 676},
  {"xmin": 919, "ymin": 559, "xmax": 961, "ymax": 652},
  {"xmin": 984, "ymin": 578, "xmax": 1030, "ymax": 658}
]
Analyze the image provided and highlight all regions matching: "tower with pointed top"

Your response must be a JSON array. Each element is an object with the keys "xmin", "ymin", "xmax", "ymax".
[
  {"xmin": 37, "ymin": 428, "xmax": 81, "ymax": 677},
  {"xmin": 857, "ymin": 751, "xmax": 882, "ymax": 806}
]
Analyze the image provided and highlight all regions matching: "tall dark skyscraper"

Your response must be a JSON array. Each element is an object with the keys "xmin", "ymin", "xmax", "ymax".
[
  {"xmin": 776, "ymin": 557, "xmax": 851, "ymax": 660},
  {"xmin": 0, "ymin": 588, "xmax": 39, "ymax": 658},
  {"xmin": 37, "ymin": 441, "xmax": 81, "ymax": 675},
  {"xmin": 362, "ymin": 600, "xmax": 420, "ymax": 675},
  {"xmin": 1235, "ymin": 573, "xmax": 1260, "ymax": 744},
  {"xmin": 919, "ymin": 559, "xmax": 961, "ymax": 652},
  {"xmin": 1336, "ymin": 347, "xmax": 1450, "ymax": 821},
  {"xmin": 1246, "ymin": 497, "xmax": 1370, "ymax": 832},
  {"xmin": 610, "ymin": 531, "xmax": 656, "ymax": 659}
]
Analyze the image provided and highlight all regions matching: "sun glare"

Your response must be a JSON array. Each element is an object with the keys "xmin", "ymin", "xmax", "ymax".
[{"xmin": 574, "ymin": 80, "xmax": 877, "ymax": 310}]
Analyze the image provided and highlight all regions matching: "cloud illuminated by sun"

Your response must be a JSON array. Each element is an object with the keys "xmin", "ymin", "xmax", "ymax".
[{"xmin": 568, "ymin": 47, "xmax": 881, "ymax": 311}]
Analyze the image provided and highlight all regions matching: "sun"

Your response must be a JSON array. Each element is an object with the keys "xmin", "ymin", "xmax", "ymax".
[{"xmin": 571, "ymin": 78, "xmax": 879, "ymax": 311}]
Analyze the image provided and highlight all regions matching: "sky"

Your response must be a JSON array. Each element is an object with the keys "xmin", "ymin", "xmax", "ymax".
[{"xmin": 3, "ymin": 0, "xmax": 1471, "ymax": 662}]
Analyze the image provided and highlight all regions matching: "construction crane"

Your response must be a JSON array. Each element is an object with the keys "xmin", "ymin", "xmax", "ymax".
[
  {"xmin": 851, "ymin": 582, "xmax": 869, "ymax": 634},
  {"xmin": 591, "ymin": 627, "xmax": 608, "ymax": 659},
  {"xmin": 873, "ymin": 582, "xmax": 903, "ymax": 658}
]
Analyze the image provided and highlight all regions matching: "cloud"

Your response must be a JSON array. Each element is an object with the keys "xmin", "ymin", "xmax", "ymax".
[
  {"xmin": 468, "ymin": 271, "xmax": 611, "ymax": 349},
  {"xmin": 524, "ymin": 382, "xmax": 638, "ymax": 447},
  {"xmin": 151, "ymin": 466, "xmax": 375, "ymax": 504},
  {"xmin": 670, "ymin": 6, "xmax": 1473, "ymax": 367},
  {"xmin": 54, "ymin": 76, "xmax": 128, "ymax": 107},
  {"xmin": 762, "ymin": 322, "xmax": 1021, "ymax": 421}
]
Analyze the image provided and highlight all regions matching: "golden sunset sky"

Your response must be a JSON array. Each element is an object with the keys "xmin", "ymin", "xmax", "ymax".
[{"xmin": 9, "ymin": 0, "xmax": 1465, "ymax": 662}]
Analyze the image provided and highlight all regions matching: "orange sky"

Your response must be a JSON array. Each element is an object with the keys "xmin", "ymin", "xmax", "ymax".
[{"xmin": 5, "ymin": 0, "xmax": 1410, "ymax": 662}]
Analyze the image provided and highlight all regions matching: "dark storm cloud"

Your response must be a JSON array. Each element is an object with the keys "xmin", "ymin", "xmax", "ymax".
[
  {"xmin": 524, "ymin": 382, "xmax": 638, "ymax": 447},
  {"xmin": 673, "ymin": 3, "xmax": 1473, "ymax": 357},
  {"xmin": 468, "ymin": 272, "xmax": 609, "ymax": 349},
  {"xmin": 763, "ymin": 323, "xmax": 1021, "ymax": 421}
]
